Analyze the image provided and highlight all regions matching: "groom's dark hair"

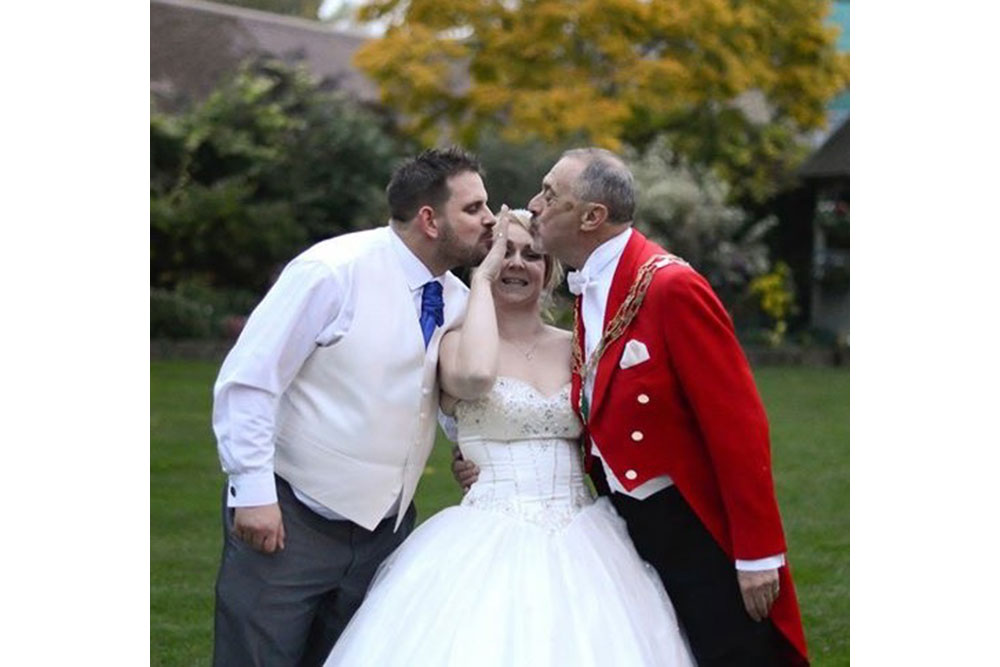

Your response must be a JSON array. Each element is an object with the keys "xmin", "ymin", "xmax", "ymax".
[{"xmin": 387, "ymin": 146, "xmax": 484, "ymax": 224}]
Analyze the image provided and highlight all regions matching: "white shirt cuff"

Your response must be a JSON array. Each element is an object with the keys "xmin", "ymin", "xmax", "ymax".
[
  {"xmin": 735, "ymin": 554, "xmax": 786, "ymax": 571},
  {"xmin": 438, "ymin": 408, "xmax": 459, "ymax": 443},
  {"xmin": 226, "ymin": 471, "xmax": 278, "ymax": 507}
]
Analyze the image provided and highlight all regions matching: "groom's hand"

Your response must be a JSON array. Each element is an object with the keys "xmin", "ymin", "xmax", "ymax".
[
  {"xmin": 451, "ymin": 445, "xmax": 480, "ymax": 493},
  {"xmin": 233, "ymin": 503, "xmax": 286, "ymax": 554},
  {"xmin": 737, "ymin": 568, "xmax": 780, "ymax": 622}
]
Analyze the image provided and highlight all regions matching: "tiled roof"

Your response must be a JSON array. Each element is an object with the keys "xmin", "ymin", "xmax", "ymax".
[
  {"xmin": 799, "ymin": 118, "xmax": 849, "ymax": 179},
  {"xmin": 151, "ymin": 0, "xmax": 377, "ymax": 107}
]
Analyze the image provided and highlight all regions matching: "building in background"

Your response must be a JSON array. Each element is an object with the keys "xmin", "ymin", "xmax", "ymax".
[
  {"xmin": 151, "ymin": 0, "xmax": 375, "ymax": 110},
  {"xmin": 767, "ymin": 0, "xmax": 849, "ymax": 342},
  {"xmin": 805, "ymin": 0, "xmax": 849, "ymax": 339},
  {"xmin": 825, "ymin": 0, "xmax": 851, "ymax": 139},
  {"xmin": 800, "ymin": 120, "xmax": 849, "ymax": 339}
]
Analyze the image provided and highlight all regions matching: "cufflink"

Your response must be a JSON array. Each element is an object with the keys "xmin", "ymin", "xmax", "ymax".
[{"xmin": 230, "ymin": 486, "xmax": 236, "ymax": 497}]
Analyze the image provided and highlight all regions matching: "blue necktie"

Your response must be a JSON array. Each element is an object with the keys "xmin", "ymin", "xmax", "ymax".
[{"xmin": 420, "ymin": 281, "xmax": 444, "ymax": 348}]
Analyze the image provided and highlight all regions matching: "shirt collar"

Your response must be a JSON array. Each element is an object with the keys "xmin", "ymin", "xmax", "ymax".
[
  {"xmin": 389, "ymin": 225, "xmax": 439, "ymax": 292},
  {"xmin": 579, "ymin": 227, "xmax": 632, "ymax": 282}
]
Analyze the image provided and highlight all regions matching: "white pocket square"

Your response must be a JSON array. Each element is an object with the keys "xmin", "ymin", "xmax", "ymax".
[{"xmin": 619, "ymin": 339, "xmax": 650, "ymax": 369}]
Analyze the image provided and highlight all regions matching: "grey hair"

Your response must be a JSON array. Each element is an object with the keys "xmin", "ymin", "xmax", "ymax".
[{"xmin": 561, "ymin": 148, "xmax": 636, "ymax": 224}]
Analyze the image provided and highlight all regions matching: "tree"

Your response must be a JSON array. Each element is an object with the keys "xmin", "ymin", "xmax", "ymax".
[
  {"xmin": 627, "ymin": 135, "xmax": 776, "ymax": 319},
  {"xmin": 473, "ymin": 132, "xmax": 568, "ymax": 211},
  {"xmin": 151, "ymin": 58, "xmax": 411, "ymax": 294},
  {"xmin": 352, "ymin": 0, "xmax": 848, "ymax": 202}
]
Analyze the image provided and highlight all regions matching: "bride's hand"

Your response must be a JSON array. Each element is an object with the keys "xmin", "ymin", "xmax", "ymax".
[{"xmin": 473, "ymin": 205, "xmax": 510, "ymax": 284}]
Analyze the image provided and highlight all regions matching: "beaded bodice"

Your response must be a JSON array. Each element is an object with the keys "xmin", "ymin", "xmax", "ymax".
[{"xmin": 455, "ymin": 376, "xmax": 593, "ymax": 531}]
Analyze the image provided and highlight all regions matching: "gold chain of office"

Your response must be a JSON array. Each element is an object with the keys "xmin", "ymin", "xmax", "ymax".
[{"xmin": 571, "ymin": 253, "xmax": 688, "ymax": 405}]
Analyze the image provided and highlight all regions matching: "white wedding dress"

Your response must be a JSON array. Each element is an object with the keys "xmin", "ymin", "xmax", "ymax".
[{"xmin": 324, "ymin": 376, "xmax": 695, "ymax": 666}]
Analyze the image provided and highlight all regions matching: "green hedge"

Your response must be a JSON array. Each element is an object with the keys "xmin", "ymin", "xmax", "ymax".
[
  {"xmin": 151, "ymin": 289, "xmax": 215, "ymax": 340},
  {"xmin": 151, "ymin": 57, "xmax": 415, "ymax": 296}
]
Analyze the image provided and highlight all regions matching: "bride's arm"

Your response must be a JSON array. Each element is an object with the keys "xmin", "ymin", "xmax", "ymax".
[{"xmin": 438, "ymin": 212, "xmax": 509, "ymax": 400}]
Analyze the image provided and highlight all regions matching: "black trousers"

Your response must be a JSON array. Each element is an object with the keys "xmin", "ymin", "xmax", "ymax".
[
  {"xmin": 591, "ymin": 464, "xmax": 784, "ymax": 666},
  {"xmin": 213, "ymin": 476, "xmax": 416, "ymax": 667}
]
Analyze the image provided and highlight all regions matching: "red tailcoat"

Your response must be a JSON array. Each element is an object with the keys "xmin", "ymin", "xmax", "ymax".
[{"xmin": 571, "ymin": 229, "xmax": 808, "ymax": 665}]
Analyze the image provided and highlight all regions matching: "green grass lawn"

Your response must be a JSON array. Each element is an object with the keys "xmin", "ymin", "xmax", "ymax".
[{"xmin": 151, "ymin": 361, "xmax": 848, "ymax": 666}]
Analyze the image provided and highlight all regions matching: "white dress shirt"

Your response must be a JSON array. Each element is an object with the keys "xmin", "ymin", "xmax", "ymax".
[
  {"xmin": 212, "ymin": 226, "xmax": 443, "ymax": 520},
  {"xmin": 574, "ymin": 228, "xmax": 783, "ymax": 571}
]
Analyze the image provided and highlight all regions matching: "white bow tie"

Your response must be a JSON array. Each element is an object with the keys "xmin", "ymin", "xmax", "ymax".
[{"xmin": 566, "ymin": 270, "xmax": 591, "ymax": 296}]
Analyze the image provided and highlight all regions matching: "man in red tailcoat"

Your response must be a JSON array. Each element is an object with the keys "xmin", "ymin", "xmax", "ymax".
[{"xmin": 524, "ymin": 148, "xmax": 809, "ymax": 665}]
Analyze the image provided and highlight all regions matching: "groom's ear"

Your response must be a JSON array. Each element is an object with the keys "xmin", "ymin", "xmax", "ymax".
[
  {"xmin": 416, "ymin": 205, "xmax": 440, "ymax": 239},
  {"xmin": 579, "ymin": 203, "xmax": 609, "ymax": 232}
]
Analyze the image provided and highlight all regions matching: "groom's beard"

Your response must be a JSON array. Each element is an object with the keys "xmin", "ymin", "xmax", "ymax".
[{"xmin": 438, "ymin": 216, "xmax": 490, "ymax": 268}]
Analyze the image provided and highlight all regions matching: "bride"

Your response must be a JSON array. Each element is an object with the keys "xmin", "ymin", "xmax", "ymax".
[{"xmin": 323, "ymin": 209, "xmax": 694, "ymax": 666}]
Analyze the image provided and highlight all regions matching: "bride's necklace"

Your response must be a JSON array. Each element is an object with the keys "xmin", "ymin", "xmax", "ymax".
[{"xmin": 504, "ymin": 335, "xmax": 541, "ymax": 361}]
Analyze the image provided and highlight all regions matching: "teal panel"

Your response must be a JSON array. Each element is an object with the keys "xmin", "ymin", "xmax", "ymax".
[{"xmin": 831, "ymin": 0, "xmax": 850, "ymax": 52}]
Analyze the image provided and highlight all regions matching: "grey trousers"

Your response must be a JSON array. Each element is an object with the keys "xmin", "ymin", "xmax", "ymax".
[{"xmin": 213, "ymin": 476, "xmax": 416, "ymax": 667}]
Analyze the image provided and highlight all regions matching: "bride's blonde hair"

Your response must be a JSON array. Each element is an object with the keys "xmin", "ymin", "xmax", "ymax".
[{"xmin": 502, "ymin": 208, "xmax": 564, "ymax": 296}]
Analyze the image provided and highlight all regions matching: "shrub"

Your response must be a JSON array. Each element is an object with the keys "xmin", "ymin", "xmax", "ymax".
[
  {"xmin": 151, "ymin": 282, "xmax": 263, "ymax": 340},
  {"xmin": 151, "ymin": 57, "xmax": 412, "ymax": 295},
  {"xmin": 749, "ymin": 262, "xmax": 798, "ymax": 347},
  {"xmin": 627, "ymin": 136, "xmax": 778, "ymax": 319},
  {"xmin": 150, "ymin": 289, "xmax": 215, "ymax": 339},
  {"xmin": 473, "ymin": 133, "xmax": 571, "ymax": 210}
]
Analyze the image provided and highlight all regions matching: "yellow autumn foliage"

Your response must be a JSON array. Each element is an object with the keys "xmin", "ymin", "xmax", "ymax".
[
  {"xmin": 353, "ymin": 0, "xmax": 849, "ymax": 200},
  {"xmin": 750, "ymin": 261, "xmax": 796, "ymax": 346}
]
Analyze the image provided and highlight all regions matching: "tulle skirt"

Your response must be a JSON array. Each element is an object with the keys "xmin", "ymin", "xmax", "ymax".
[{"xmin": 324, "ymin": 497, "xmax": 694, "ymax": 666}]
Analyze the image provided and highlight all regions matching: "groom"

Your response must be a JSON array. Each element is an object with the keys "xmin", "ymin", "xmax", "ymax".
[
  {"xmin": 212, "ymin": 146, "xmax": 495, "ymax": 666},
  {"xmin": 457, "ymin": 148, "xmax": 809, "ymax": 665}
]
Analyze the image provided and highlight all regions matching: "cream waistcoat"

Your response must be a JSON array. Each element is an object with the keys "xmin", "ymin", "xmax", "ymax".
[{"xmin": 273, "ymin": 228, "xmax": 467, "ymax": 530}]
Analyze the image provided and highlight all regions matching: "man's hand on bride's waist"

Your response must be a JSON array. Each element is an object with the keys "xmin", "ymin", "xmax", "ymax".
[{"xmin": 451, "ymin": 445, "xmax": 480, "ymax": 493}]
